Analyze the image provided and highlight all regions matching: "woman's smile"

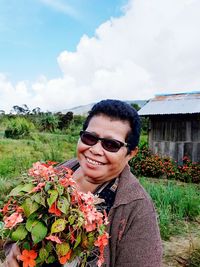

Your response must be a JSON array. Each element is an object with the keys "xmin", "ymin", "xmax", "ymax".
[{"xmin": 85, "ymin": 156, "xmax": 105, "ymax": 166}]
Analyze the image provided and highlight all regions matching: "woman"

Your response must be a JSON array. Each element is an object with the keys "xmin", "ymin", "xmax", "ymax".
[{"xmin": 3, "ymin": 99, "xmax": 162, "ymax": 267}]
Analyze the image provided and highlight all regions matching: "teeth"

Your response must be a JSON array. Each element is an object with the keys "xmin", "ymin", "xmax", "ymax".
[{"xmin": 87, "ymin": 158, "xmax": 103, "ymax": 165}]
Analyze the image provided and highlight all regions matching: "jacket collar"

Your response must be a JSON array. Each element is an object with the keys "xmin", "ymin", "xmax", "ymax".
[{"xmin": 112, "ymin": 164, "xmax": 146, "ymax": 208}]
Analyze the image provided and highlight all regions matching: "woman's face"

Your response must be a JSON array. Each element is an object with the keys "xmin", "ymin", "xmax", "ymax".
[{"xmin": 77, "ymin": 115, "xmax": 137, "ymax": 184}]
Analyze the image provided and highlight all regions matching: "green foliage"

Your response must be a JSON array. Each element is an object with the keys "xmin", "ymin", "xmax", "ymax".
[
  {"xmin": 140, "ymin": 178, "xmax": 200, "ymax": 240},
  {"xmin": 4, "ymin": 117, "xmax": 35, "ymax": 139},
  {"xmin": 65, "ymin": 115, "xmax": 86, "ymax": 142}
]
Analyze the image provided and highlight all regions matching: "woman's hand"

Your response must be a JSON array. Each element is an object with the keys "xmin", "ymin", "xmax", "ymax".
[{"xmin": 3, "ymin": 243, "xmax": 21, "ymax": 267}]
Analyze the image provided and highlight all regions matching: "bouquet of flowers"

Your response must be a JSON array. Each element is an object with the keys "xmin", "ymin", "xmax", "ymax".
[{"xmin": 0, "ymin": 161, "xmax": 109, "ymax": 267}]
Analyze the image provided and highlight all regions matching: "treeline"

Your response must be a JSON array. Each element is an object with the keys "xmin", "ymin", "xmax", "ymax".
[{"xmin": 0, "ymin": 104, "xmax": 85, "ymax": 139}]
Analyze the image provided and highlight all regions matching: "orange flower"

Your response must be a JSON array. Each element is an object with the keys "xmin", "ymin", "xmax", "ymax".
[
  {"xmin": 94, "ymin": 232, "xmax": 109, "ymax": 248},
  {"xmin": 59, "ymin": 177, "xmax": 76, "ymax": 188},
  {"xmin": 59, "ymin": 249, "xmax": 72, "ymax": 265},
  {"xmin": 0, "ymin": 198, "xmax": 13, "ymax": 215},
  {"xmin": 18, "ymin": 249, "xmax": 37, "ymax": 267},
  {"xmin": 94, "ymin": 233, "xmax": 109, "ymax": 267},
  {"xmin": 4, "ymin": 212, "xmax": 23, "ymax": 229},
  {"xmin": 48, "ymin": 202, "xmax": 61, "ymax": 216}
]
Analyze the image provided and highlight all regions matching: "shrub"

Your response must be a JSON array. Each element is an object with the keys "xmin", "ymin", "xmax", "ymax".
[
  {"xmin": 4, "ymin": 117, "xmax": 35, "ymax": 139},
  {"xmin": 38, "ymin": 113, "xmax": 59, "ymax": 132},
  {"xmin": 130, "ymin": 146, "xmax": 200, "ymax": 183},
  {"xmin": 177, "ymin": 156, "xmax": 200, "ymax": 183}
]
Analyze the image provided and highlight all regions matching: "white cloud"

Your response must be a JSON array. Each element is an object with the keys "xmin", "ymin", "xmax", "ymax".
[{"xmin": 1, "ymin": 0, "xmax": 200, "ymax": 113}]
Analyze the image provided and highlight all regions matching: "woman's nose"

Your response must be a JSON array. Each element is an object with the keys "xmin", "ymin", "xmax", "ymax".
[{"xmin": 89, "ymin": 140, "xmax": 104, "ymax": 155}]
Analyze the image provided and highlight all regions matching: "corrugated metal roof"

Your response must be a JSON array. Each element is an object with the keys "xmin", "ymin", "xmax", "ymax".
[{"xmin": 138, "ymin": 92, "xmax": 200, "ymax": 116}]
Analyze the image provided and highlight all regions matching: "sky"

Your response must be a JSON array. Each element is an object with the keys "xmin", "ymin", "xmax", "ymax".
[{"xmin": 0, "ymin": 0, "xmax": 200, "ymax": 113}]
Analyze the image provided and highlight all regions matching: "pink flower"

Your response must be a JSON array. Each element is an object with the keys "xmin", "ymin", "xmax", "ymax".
[
  {"xmin": 29, "ymin": 182, "xmax": 46, "ymax": 193},
  {"xmin": 4, "ymin": 212, "xmax": 23, "ymax": 229},
  {"xmin": 28, "ymin": 162, "xmax": 56, "ymax": 180},
  {"xmin": 46, "ymin": 235, "xmax": 62, "ymax": 244}
]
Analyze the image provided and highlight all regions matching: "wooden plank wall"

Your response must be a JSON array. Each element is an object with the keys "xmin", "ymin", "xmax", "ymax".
[{"xmin": 148, "ymin": 115, "xmax": 200, "ymax": 163}]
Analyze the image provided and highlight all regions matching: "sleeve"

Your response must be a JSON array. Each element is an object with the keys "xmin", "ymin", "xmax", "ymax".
[{"xmin": 115, "ymin": 198, "xmax": 163, "ymax": 267}]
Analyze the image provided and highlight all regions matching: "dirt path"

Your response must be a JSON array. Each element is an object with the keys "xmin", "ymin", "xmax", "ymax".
[{"xmin": 162, "ymin": 222, "xmax": 200, "ymax": 266}]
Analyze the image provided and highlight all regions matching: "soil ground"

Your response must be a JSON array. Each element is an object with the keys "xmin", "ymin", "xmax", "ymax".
[{"xmin": 162, "ymin": 221, "xmax": 200, "ymax": 266}]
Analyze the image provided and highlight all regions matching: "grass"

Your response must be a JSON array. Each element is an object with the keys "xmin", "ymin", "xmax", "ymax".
[
  {"xmin": 140, "ymin": 177, "xmax": 200, "ymax": 240},
  {"xmin": 0, "ymin": 131, "xmax": 78, "ymax": 204}
]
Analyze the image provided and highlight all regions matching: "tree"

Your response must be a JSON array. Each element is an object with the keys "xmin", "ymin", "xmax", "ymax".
[
  {"xmin": 57, "ymin": 112, "xmax": 73, "ymax": 130},
  {"xmin": 131, "ymin": 103, "xmax": 140, "ymax": 111},
  {"xmin": 32, "ymin": 107, "xmax": 41, "ymax": 115},
  {"xmin": 11, "ymin": 104, "xmax": 30, "ymax": 115}
]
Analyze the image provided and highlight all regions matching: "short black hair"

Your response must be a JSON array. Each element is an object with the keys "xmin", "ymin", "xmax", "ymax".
[{"xmin": 83, "ymin": 99, "xmax": 141, "ymax": 153}]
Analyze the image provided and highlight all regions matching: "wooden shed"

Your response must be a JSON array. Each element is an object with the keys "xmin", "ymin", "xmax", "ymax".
[{"xmin": 138, "ymin": 92, "xmax": 200, "ymax": 163}]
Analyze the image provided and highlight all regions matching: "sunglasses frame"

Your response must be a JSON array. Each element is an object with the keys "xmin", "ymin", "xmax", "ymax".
[{"xmin": 79, "ymin": 130, "xmax": 128, "ymax": 152}]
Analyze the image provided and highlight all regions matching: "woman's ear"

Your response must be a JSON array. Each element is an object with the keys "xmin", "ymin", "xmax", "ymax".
[{"xmin": 128, "ymin": 146, "xmax": 138, "ymax": 161}]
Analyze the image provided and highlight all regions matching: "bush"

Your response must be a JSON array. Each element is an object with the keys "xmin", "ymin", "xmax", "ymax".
[
  {"xmin": 130, "ymin": 146, "xmax": 200, "ymax": 183},
  {"xmin": 4, "ymin": 117, "xmax": 35, "ymax": 139},
  {"xmin": 177, "ymin": 156, "xmax": 200, "ymax": 183}
]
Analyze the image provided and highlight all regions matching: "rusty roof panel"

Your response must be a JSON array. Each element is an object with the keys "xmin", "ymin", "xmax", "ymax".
[{"xmin": 138, "ymin": 92, "xmax": 200, "ymax": 116}]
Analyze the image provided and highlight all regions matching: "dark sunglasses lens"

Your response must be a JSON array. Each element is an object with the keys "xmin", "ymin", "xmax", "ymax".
[
  {"xmin": 81, "ymin": 132, "xmax": 98, "ymax": 146},
  {"xmin": 102, "ymin": 139, "xmax": 121, "ymax": 152}
]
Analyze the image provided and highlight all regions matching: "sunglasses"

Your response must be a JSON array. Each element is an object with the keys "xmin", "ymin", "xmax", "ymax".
[{"xmin": 79, "ymin": 130, "xmax": 128, "ymax": 152}]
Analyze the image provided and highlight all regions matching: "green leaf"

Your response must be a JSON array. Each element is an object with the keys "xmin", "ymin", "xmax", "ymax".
[
  {"xmin": 74, "ymin": 233, "xmax": 82, "ymax": 249},
  {"xmin": 22, "ymin": 198, "xmax": 39, "ymax": 217},
  {"xmin": 51, "ymin": 219, "xmax": 66, "ymax": 234},
  {"xmin": 46, "ymin": 255, "xmax": 56, "ymax": 264},
  {"xmin": 32, "ymin": 193, "xmax": 46, "ymax": 207},
  {"xmin": 77, "ymin": 216, "xmax": 84, "ymax": 228},
  {"xmin": 87, "ymin": 232, "xmax": 95, "ymax": 248},
  {"xmin": 31, "ymin": 221, "xmax": 48, "ymax": 244},
  {"xmin": 45, "ymin": 241, "xmax": 53, "ymax": 253},
  {"xmin": 9, "ymin": 184, "xmax": 25, "ymax": 196},
  {"xmin": 45, "ymin": 182, "xmax": 52, "ymax": 192},
  {"xmin": 47, "ymin": 190, "xmax": 58, "ymax": 207},
  {"xmin": 56, "ymin": 242, "xmax": 70, "ymax": 257},
  {"xmin": 11, "ymin": 225, "xmax": 28, "ymax": 241},
  {"xmin": 68, "ymin": 215, "xmax": 75, "ymax": 225},
  {"xmin": 22, "ymin": 241, "xmax": 31, "ymax": 250},
  {"xmin": 39, "ymin": 248, "xmax": 49, "ymax": 261},
  {"xmin": 57, "ymin": 196, "xmax": 69, "ymax": 214},
  {"xmin": 21, "ymin": 183, "xmax": 34, "ymax": 193},
  {"xmin": 26, "ymin": 215, "xmax": 39, "ymax": 232},
  {"xmin": 57, "ymin": 184, "xmax": 64, "ymax": 195}
]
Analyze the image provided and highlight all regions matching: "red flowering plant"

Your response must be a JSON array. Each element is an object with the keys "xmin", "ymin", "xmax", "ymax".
[{"xmin": 0, "ymin": 161, "xmax": 109, "ymax": 267}]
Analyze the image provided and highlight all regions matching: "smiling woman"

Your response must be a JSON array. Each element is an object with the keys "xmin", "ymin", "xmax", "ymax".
[{"xmin": 3, "ymin": 99, "xmax": 162, "ymax": 267}]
